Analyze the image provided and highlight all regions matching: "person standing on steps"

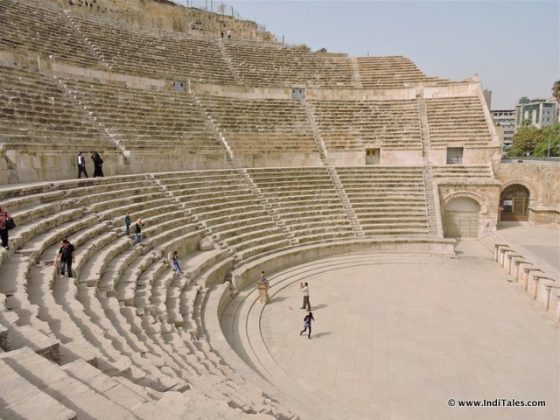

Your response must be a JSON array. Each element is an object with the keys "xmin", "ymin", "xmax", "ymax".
[
  {"xmin": 91, "ymin": 151, "xmax": 104, "ymax": 177},
  {"xmin": 169, "ymin": 251, "xmax": 183, "ymax": 274},
  {"xmin": 300, "ymin": 311, "xmax": 314, "ymax": 339},
  {"xmin": 134, "ymin": 219, "xmax": 144, "ymax": 244},
  {"xmin": 77, "ymin": 151, "xmax": 88, "ymax": 178},
  {"xmin": 53, "ymin": 239, "xmax": 75, "ymax": 278},
  {"xmin": 0, "ymin": 207, "xmax": 13, "ymax": 250},
  {"xmin": 300, "ymin": 282, "xmax": 311, "ymax": 310},
  {"xmin": 124, "ymin": 212, "xmax": 131, "ymax": 236}
]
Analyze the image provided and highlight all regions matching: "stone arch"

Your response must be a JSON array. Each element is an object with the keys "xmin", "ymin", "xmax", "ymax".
[
  {"xmin": 443, "ymin": 196, "xmax": 481, "ymax": 238},
  {"xmin": 444, "ymin": 191, "xmax": 487, "ymax": 214},
  {"xmin": 500, "ymin": 183, "xmax": 531, "ymax": 221},
  {"xmin": 500, "ymin": 179, "xmax": 536, "ymax": 202}
]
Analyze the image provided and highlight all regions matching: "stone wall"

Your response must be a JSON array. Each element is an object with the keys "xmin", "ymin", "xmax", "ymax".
[{"xmin": 494, "ymin": 160, "xmax": 560, "ymax": 224}]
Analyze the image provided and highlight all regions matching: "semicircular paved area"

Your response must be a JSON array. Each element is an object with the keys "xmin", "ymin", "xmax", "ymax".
[{"xmin": 222, "ymin": 243, "xmax": 559, "ymax": 420}]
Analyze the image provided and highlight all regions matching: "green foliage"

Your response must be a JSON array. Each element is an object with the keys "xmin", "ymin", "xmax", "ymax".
[
  {"xmin": 534, "ymin": 123, "xmax": 560, "ymax": 157},
  {"xmin": 509, "ymin": 123, "xmax": 560, "ymax": 157},
  {"xmin": 553, "ymin": 80, "xmax": 560, "ymax": 103}
]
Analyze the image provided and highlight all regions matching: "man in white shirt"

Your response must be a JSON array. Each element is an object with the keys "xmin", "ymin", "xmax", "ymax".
[
  {"xmin": 77, "ymin": 151, "xmax": 88, "ymax": 178},
  {"xmin": 300, "ymin": 282, "xmax": 311, "ymax": 310}
]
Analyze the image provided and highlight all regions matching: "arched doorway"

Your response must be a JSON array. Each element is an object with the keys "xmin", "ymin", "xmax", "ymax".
[
  {"xmin": 500, "ymin": 184, "xmax": 530, "ymax": 221},
  {"xmin": 443, "ymin": 197, "xmax": 481, "ymax": 238}
]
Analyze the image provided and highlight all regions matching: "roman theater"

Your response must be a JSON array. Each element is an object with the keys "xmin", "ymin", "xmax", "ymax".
[{"xmin": 0, "ymin": 0, "xmax": 558, "ymax": 419}]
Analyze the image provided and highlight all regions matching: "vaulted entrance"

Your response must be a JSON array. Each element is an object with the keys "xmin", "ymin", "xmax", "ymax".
[
  {"xmin": 500, "ymin": 184, "xmax": 530, "ymax": 221},
  {"xmin": 443, "ymin": 197, "xmax": 480, "ymax": 238}
]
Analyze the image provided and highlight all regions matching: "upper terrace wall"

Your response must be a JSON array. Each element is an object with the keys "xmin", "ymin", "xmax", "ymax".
[{"xmin": 50, "ymin": 0, "xmax": 277, "ymax": 42}]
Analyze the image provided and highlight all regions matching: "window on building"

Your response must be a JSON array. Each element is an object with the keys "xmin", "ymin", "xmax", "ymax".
[{"xmin": 446, "ymin": 147, "xmax": 464, "ymax": 164}]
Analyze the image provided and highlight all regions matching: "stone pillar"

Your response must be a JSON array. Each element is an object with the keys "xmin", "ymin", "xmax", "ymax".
[
  {"xmin": 257, "ymin": 282, "xmax": 271, "ymax": 304},
  {"xmin": 521, "ymin": 267, "xmax": 543, "ymax": 290},
  {"xmin": 505, "ymin": 254, "xmax": 523, "ymax": 275},
  {"xmin": 513, "ymin": 260, "xmax": 530, "ymax": 281}
]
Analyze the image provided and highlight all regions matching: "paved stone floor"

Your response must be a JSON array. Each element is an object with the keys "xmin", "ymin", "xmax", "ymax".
[
  {"xmin": 258, "ymin": 242, "xmax": 559, "ymax": 419},
  {"xmin": 496, "ymin": 222, "xmax": 560, "ymax": 279}
]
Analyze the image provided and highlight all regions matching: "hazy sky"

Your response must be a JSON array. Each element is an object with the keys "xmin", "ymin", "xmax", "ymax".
[{"xmin": 180, "ymin": 0, "xmax": 559, "ymax": 109}]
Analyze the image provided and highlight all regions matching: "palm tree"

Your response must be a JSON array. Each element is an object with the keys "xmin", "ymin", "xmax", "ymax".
[{"xmin": 553, "ymin": 80, "xmax": 560, "ymax": 103}]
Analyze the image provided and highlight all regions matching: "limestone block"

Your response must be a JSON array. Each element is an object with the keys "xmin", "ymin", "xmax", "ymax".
[{"xmin": 200, "ymin": 236, "xmax": 215, "ymax": 251}]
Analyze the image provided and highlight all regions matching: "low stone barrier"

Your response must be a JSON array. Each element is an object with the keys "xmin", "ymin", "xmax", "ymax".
[{"xmin": 494, "ymin": 244, "xmax": 559, "ymax": 322}]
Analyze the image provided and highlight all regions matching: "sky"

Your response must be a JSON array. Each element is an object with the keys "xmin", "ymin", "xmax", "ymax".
[{"xmin": 179, "ymin": 1, "xmax": 559, "ymax": 109}]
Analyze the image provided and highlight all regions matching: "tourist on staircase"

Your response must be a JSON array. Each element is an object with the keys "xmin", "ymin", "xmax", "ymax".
[
  {"xmin": 169, "ymin": 250, "xmax": 183, "ymax": 274},
  {"xmin": 0, "ymin": 207, "xmax": 13, "ymax": 250},
  {"xmin": 124, "ymin": 212, "xmax": 131, "ymax": 236},
  {"xmin": 53, "ymin": 239, "xmax": 75, "ymax": 278},
  {"xmin": 134, "ymin": 219, "xmax": 144, "ymax": 244}
]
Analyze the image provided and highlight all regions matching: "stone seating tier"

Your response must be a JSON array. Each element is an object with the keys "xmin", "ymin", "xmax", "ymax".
[
  {"xmin": 0, "ymin": 171, "xmax": 295, "ymax": 417},
  {"xmin": 0, "ymin": 65, "xmax": 116, "ymax": 151},
  {"xmin": 68, "ymin": 10, "xmax": 236, "ymax": 84},
  {"xmin": 0, "ymin": 0, "xmax": 100, "ymax": 68},
  {"xmin": 309, "ymin": 98, "xmax": 422, "ymax": 150},
  {"xmin": 426, "ymin": 97, "xmax": 492, "ymax": 146},
  {"xmin": 198, "ymin": 95, "xmax": 319, "ymax": 153},
  {"xmin": 356, "ymin": 56, "xmax": 452, "ymax": 88},
  {"xmin": 432, "ymin": 165, "xmax": 494, "ymax": 179},
  {"xmin": 65, "ymin": 78, "xmax": 225, "ymax": 153},
  {"xmin": 223, "ymin": 41, "xmax": 355, "ymax": 87},
  {"xmin": 336, "ymin": 166, "xmax": 430, "ymax": 236}
]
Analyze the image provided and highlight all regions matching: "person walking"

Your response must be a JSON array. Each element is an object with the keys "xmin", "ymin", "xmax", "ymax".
[
  {"xmin": 91, "ymin": 152, "xmax": 104, "ymax": 177},
  {"xmin": 77, "ymin": 151, "xmax": 88, "ymax": 178},
  {"xmin": 53, "ymin": 239, "xmax": 75, "ymax": 278},
  {"xmin": 124, "ymin": 212, "xmax": 131, "ymax": 236},
  {"xmin": 0, "ymin": 207, "xmax": 13, "ymax": 250},
  {"xmin": 169, "ymin": 251, "xmax": 183, "ymax": 274},
  {"xmin": 300, "ymin": 282, "xmax": 311, "ymax": 310},
  {"xmin": 300, "ymin": 311, "xmax": 315, "ymax": 339},
  {"xmin": 134, "ymin": 219, "xmax": 144, "ymax": 244}
]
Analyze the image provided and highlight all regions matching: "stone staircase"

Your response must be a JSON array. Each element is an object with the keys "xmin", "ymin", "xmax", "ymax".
[
  {"xmin": 52, "ymin": 75, "xmax": 128, "ymax": 157},
  {"xmin": 217, "ymin": 38, "xmax": 243, "ymax": 85},
  {"xmin": 326, "ymin": 166, "xmax": 365, "ymax": 238},
  {"xmin": 190, "ymin": 92, "xmax": 234, "ymax": 162},
  {"xmin": 417, "ymin": 97, "xmax": 431, "ymax": 159},
  {"xmin": 61, "ymin": 8, "xmax": 114, "ymax": 71},
  {"xmin": 422, "ymin": 165, "xmax": 440, "ymax": 237},
  {"xmin": 302, "ymin": 99, "xmax": 329, "ymax": 164},
  {"xmin": 350, "ymin": 56, "xmax": 363, "ymax": 88},
  {"xmin": 240, "ymin": 168, "xmax": 295, "ymax": 246}
]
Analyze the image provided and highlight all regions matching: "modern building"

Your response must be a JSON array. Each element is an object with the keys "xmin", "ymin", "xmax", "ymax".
[
  {"xmin": 491, "ymin": 109, "xmax": 515, "ymax": 149},
  {"xmin": 515, "ymin": 97, "xmax": 558, "ymax": 129}
]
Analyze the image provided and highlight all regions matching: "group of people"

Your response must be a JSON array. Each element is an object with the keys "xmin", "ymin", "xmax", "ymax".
[
  {"xmin": 77, "ymin": 151, "xmax": 104, "ymax": 178},
  {"xmin": 258, "ymin": 271, "xmax": 316, "ymax": 339},
  {"xmin": 124, "ymin": 212, "xmax": 183, "ymax": 274}
]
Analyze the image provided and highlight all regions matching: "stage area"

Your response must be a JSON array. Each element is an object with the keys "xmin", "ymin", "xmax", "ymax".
[{"xmin": 224, "ymin": 242, "xmax": 559, "ymax": 420}]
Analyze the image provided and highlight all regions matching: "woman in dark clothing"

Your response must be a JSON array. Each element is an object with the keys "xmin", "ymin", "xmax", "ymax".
[
  {"xmin": 300, "ymin": 311, "xmax": 315, "ymax": 339},
  {"xmin": 92, "ymin": 152, "xmax": 104, "ymax": 177}
]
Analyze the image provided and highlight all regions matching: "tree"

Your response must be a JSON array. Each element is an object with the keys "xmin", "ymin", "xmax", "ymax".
[
  {"xmin": 534, "ymin": 123, "xmax": 560, "ymax": 157},
  {"xmin": 552, "ymin": 80, "xmax": 560, "ymax": 103},
  {"xmin": 508, "ymin": 125, "xmax": 542, "ymax": 157}
]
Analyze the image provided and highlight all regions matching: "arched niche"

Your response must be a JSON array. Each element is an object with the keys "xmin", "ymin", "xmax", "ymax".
[
  {"xmin": 443, "ymin": 196, "xmax": 481, "ymax": 238},
  {"xmin": 500, "ymin": 184, "xmax": 530, "ymax": 221}
]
